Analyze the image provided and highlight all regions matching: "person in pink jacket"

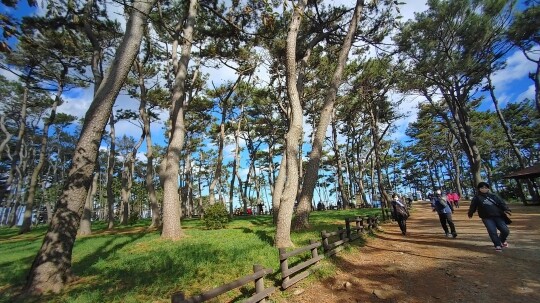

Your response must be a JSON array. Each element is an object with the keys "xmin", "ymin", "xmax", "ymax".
[{"xmin": 451, "ymin": 191, "xmax": 460, "ymax": 208}]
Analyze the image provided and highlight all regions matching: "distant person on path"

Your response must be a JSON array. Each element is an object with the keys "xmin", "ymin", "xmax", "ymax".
[
  {"xmin": 468, "ymin": 182, "xmax": 511, "ymax": 252},
  {"xmin": 451, "ymin": 191, "xmax": 460, "ymax": 208},
  {"xmin": 446, "ymin": 190, "xmax": 455, "ymax": 208},
  {"xmin": 431, "ymin": 189, "xmax": 457, "ymax": 238},
  {"xmin": 391, "ymin": 193, "xmax": 409, "ymax": 235}
]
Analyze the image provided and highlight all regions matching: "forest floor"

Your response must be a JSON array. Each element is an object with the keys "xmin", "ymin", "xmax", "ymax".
[{"xmin": 280, "ymin": 199, "xmax": 540, "ymax": 303}]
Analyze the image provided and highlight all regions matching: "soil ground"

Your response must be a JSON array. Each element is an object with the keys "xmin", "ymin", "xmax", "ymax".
[{"xmin": 283, "ymin": 200, "xmax": 540, "ymax": 303}]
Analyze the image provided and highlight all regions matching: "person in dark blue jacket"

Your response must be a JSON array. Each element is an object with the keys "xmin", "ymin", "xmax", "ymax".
[
  {"xmin": 431, "ymin": 189, "xmax": 457, "ymax": 238},
  {"xmin": 468, "ymin": 182, "xmax": 511, "ymax": 252}
]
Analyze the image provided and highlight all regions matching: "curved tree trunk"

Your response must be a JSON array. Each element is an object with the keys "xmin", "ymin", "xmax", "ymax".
[
  {"xmin": 332, "ymin": 115, "xmax": 350, "ymax": 208},
  {"xmin": 274, "ymin": 0, "xmax": 308, "ymax": 248},
  {"xmin": 20, "ymin": 67, "xmax": 66, "ymax": 234},
  {"xmin": 24, "ymin": 1, "xmax": 157, "ymax": 294},
  {"xmin": 488, "ymin": 74, "xmax": 538, "ymax": 204},
  {"xmin": 161, "ymin": 0, "xmax": 198, "ymax": 240},
  {"xmin": 293, "ymin": 0, "xmax": 364, "ymax": 230},
  {"xmin": 132, "ymin": 57, "xmax": 161, "ymax": 228}
]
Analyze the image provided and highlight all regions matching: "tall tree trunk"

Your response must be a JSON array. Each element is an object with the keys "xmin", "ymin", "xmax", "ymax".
[
  {"xmin": 8, "ymin": 140, "xmax": 29, "ymax": 227},
  {"xmin": 134, "ymin": 57, "xmax": 161, "ymax": 228},
  {"xmin": 293, "ymin": 0, "xmax": 364, "ymax": 229},
  {"xmin": 106, "ymin": 113, "xmax": 116, "ymax": 229},
  {"xmin": 448, "ymin": 140, "xmax": 463, "ymax": 196},
  {"xmin": 423, "ymin": 90, "xmax": 483, "ymax": 187},
  {"xmin": 24, "ymin": 1, "xmax": 157, "ymax": 294},
  {"xmin": 79, "ymin": 172, "xmax": 98, "ymax": 236},
  {"xmin": 0, "ymin": 115, "xmax": 12, "ymax": 155},
  {"xmin": 332, "ymin": 117, "xmax": 350, "ymax": 208},
  {"xmin": 161, "ymin": 0, "xmax": 198, "ymax": 240},
  {"xmin": 121, "ymin": 135, "xmax": 144, "ymax": 225},
  {"xmin": 229, "ymin": 106, "xmax": 243, "ymax": 216},
  {"xmin": 5, "ymin": 86, "xmax": 29, "ymax": 222},
  {"xmin": 274, "ymin": 0, "xmax": 308, "ymax": 248},
  {"xmin": 487, "ymin": 74, "xmax": 538, "ymax": 204},
  {"xmin": 20, "ymin": 67, "xmax": 66, "ymax": 234},
  {"xmin": 120, "ymin": 163, "xmax": 130, "ymax": 225}
]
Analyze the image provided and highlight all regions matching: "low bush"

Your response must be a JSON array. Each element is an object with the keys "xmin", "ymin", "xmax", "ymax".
[{"xmin": 203, "ymin": 203, "xmax": 230, "ymax": 229}]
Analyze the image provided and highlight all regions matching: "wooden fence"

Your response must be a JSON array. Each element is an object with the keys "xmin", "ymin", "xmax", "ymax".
[
  {"xmin": 279, "ymin": 239, "xmax": 323, "ymax": 289},
  {"xmin": 171, "ymin": 215, "xmax": 381, "ymax": 302},
  {"xmin": 171, "ymin": 265, "xmax": 275, "ymax": 303}
]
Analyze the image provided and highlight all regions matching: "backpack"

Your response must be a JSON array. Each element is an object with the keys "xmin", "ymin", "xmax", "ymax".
[{"xmin": 393, "ymin": 202, "xmax": 409, "ymax": 219}]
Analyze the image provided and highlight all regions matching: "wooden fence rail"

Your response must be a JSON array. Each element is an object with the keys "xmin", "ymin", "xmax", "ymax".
[
  {"xmin": 345, "ymin": 216, "xmax": 365, "ymax": 240},
  {"xmin": 172, "ymin": 215, "xmax": 382, "ymax": 302},
  {"xmin": 321, "ymin": 227, "xmax": 349, "ymax": 256},
  {"xmin": 279, "ymin": 239, "xmax": 323, "ymax": 290},
  {"xmin": 171, "ymin": 264, "xmax": 275, "ymax": 303}
]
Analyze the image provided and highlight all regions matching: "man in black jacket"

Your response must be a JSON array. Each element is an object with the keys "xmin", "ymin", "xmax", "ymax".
[{"xmin": 468, "ymin": 182, "xmax": 512, "ymax": 252}]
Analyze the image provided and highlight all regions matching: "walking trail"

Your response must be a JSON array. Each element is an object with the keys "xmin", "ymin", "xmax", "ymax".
[{"xmin": 284, "ymin": 200, "xmax": 540, "ymax": 303}]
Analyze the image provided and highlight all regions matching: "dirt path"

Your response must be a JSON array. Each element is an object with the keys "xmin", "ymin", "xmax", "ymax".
[{"xmin": 285, "ymin": 200, "xmax": 540, "ymax": 303}]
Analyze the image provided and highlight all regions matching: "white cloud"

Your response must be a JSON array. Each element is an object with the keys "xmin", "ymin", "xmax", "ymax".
[
  {"xmin": 492, "ymin": 49, "xmax": 537, "ymax": 91},
  {"xmin": 515, "ymin": 84, "xmax": 535, "ymax": 103},
  {"xmin": 58, "ymin": 88, "xmax": 93, "ymax": 118}
]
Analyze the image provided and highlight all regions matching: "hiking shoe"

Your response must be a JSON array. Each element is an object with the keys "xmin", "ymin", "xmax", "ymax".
[
  {"xmin": 452, "ymin": 233, "xmax": 458, "ymax": 238},
  {"xmin": 495, "ymin": 246, "xmax": 502, "ymax": 252},
  {"xmin": 502, "ymin": 242, "xmax": 509, "ymax": 248}
]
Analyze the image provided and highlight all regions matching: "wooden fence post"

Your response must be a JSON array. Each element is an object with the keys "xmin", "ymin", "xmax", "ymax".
[
  {"xmin": 321, "ymin": 230, "xmax": 329, "ymax": 253},
  {"xmin": 253, "ymin": 264, "xmax": 265, "ymax": 303},
  {"xmin": 310, "ymin": 239, "xmax": 319, "ymax": 259},
  {"xmin": 279, "ymin": 248, "xmax": 289, "ymax": 287},
  {"xmin": 345, "ymin": 218, "xmax": 351, "ymax": 239},
  {"xmin": 171, "ymin": 292, "xmax": 185, "ymax": 303},
  {"xmin": 355, "ymin": 216, "xmax": 362, "ymax": 234}
]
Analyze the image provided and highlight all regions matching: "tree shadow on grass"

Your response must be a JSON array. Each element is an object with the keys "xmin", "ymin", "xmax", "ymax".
[
  {"xmin": 239, "ymin": 227, "xmax": 274, "ymax": 246},
  {"xmin": 72, "ymin": 232, "xmax": 147, "ymax": 275}
]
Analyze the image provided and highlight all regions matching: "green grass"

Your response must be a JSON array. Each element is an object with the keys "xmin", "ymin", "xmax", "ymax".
[{"xmin": 0, "ymin": 208, "xmax": 383, "ymax": 303}]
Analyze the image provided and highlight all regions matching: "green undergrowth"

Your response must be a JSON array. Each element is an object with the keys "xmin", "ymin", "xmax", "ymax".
[{"xmin": 0, "ymin": 208, "xmax": 382, "ymax": 303}]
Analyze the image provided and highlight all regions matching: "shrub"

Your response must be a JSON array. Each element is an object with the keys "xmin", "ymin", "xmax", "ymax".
[
  {"xmin": 129, "ymin": 211, "xmax": 139, "ymax": 225},
  {"xmin": 203, "ymin": 203, "xmax": 230, "ymax": 229}
]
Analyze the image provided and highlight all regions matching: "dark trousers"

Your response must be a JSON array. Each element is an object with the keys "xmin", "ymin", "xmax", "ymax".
[
  {"xmin": 438, "ymin": 212, "xmax": 456, "ymax": 235},
  {"xmin": 397, "ymin": 218, "xmax": 407, "ymax": 235},
  {"xmin": 481, "ymin": 216, "xmax": 509, "ymax": 247}
]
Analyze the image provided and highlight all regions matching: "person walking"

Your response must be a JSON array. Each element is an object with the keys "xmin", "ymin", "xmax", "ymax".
[
  {"xmin": 446, "ymin": 190, "xmax": 455, "ymax": 208},
  {"xmin": 431, "ymin": 189, "xmax": 457, "ymax": 238},
  {"xmin": 468, "ymin": 182, "xmax": 511, "ymax": 252},
  {"xmin": 391, "ymin": 193, "xmax": 409, "ymax": 235},
  {"xmin": 451, "ymin": 191, "xmax": 460, "ymax": 208}
]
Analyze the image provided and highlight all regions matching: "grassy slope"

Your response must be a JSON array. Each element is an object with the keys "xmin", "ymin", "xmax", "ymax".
[{"xmin": 0, "ymin": 208, "xmax": 382, "ymax": 303}]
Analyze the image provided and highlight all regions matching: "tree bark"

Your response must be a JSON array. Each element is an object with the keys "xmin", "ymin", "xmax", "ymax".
[
  {"xmin": 293, "ymin": 0, "xmax": 364, "ymax": 230},
  {"xmin": 24, "ymin": 0, "xmax": 157, "ymax": 294},
  {"xmin": 20, "ymin": 67, "xmax": 66, "ymax": 234},
  {"xmin": 134, "ymin": 57, "xmax": 161, "ymax": 228},
  {"xmin": 106, "ymin": 113, "xmax": 116, "ymax": 229},
  {"xmin": 487, "ymin": 74, "xmax": 538, "ymax": 203},
  {"xmin": 332, "ymin": 117, "xmax": 350, "ymax": 208},
  {"xmin": 274, "ymin": 0, "xmax": 308, "ymax": 248},
  {"xmin": 79, "ymin": 172, "xmax": 98, "ymax": 236},
  {"xmin": 161, "ymin": 0, "xmax": 198, "ymax": 240}
]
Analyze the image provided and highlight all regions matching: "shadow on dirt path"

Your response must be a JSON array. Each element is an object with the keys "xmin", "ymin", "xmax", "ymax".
[{"xmin": 283, "ymin": 200, "xmax": 540, "ymax": 303}]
